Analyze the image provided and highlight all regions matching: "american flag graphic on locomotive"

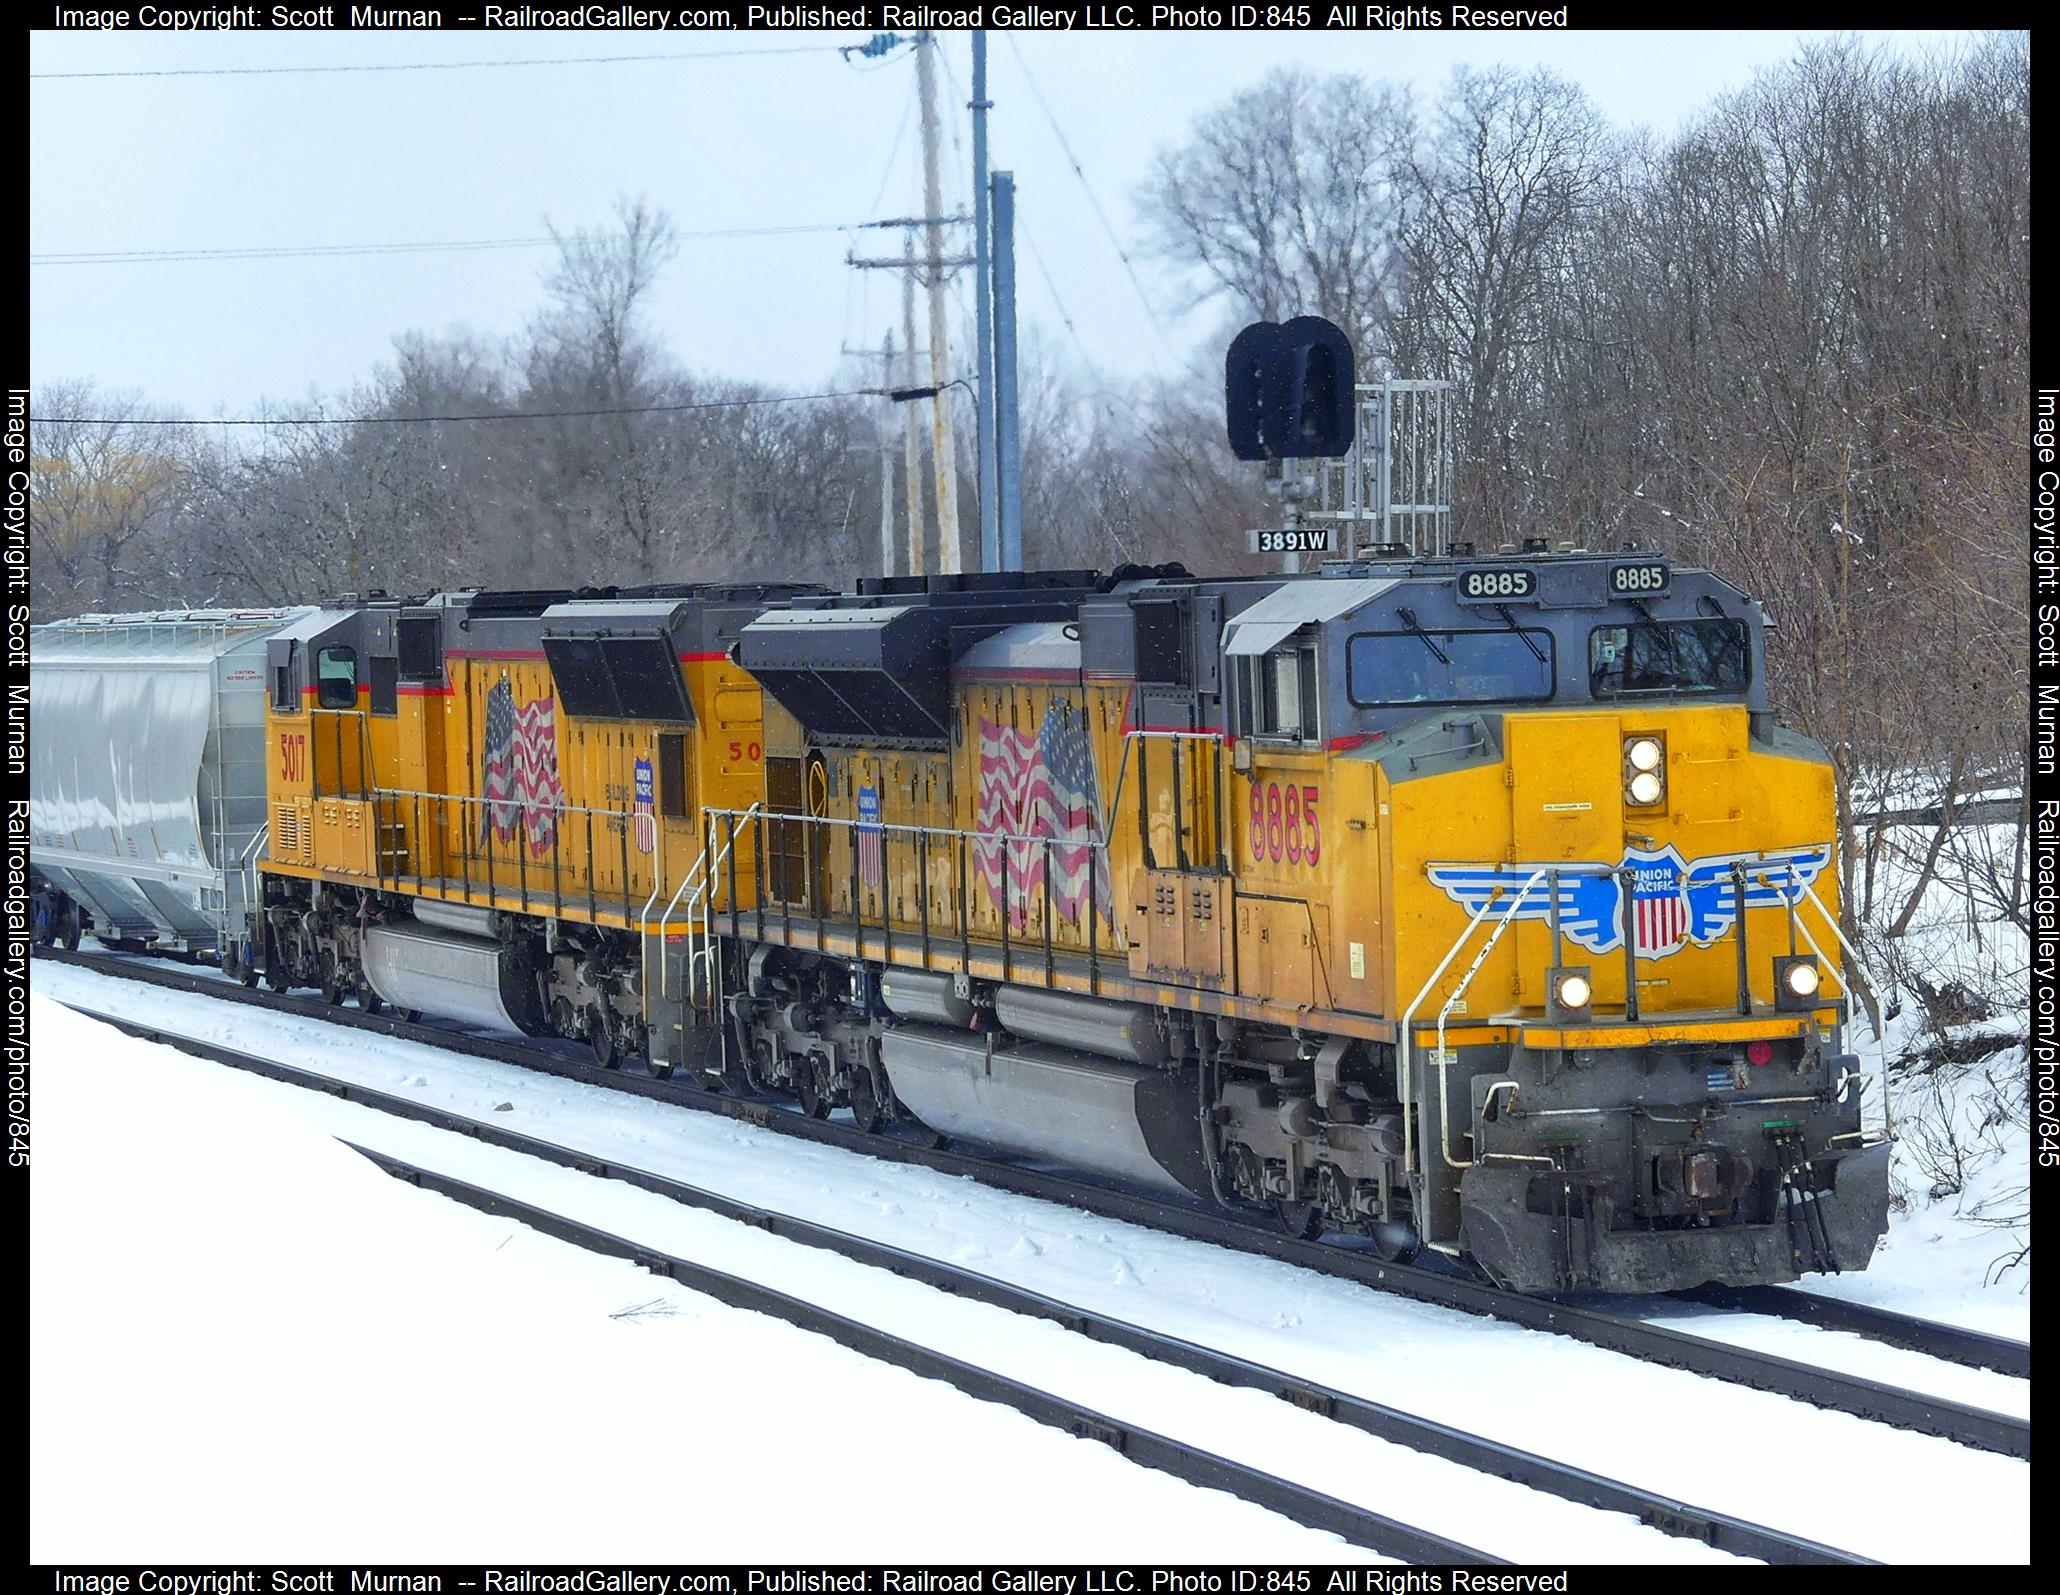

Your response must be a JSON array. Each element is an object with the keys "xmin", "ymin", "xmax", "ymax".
[
  {"xmin": 480, "ymin": 676, "xmax": 567, "ymax": 853},
  {"xmin": 973, "ymin": 697, "xmax": 1111, "ymax": 929}
]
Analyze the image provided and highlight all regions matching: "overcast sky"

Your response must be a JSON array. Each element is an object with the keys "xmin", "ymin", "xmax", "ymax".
[{"xmin": 30, "ymin": 26, "xmax": 1974, "ymax": 416}]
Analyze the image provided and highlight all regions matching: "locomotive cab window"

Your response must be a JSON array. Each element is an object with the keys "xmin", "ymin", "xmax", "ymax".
[
  {"xmin": 658, "ymin": 732, "xmax": 687, "ymax": 820},
  {"xmin": 370, "ymin": 656, "xmax": 398, "ymax": 716},
  {"xmin": 1589, "ymin": 619, "xmax": 1749, "ymax": 698},
  {"xmin": 316, "ymin": 647, "xmax": 359, "ymax": 709},
  {"xmin": 1238, "ymin": 645, "xmax": 1320, "ymax": 742},
  {"xmin": 271, "ymin": 644, "xmax": 298, "ymax": 713},
  {"xmin": 1347, "ymin": 628, "xmax": 1553, "ymax": 706}
]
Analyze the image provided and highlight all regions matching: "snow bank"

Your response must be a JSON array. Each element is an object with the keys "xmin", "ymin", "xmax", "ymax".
[
  {"xmin": 28, "ymin": 995, "xmax": 1370, "ymax": 1563},
  {"xmin": 1827, "ymin": 817, "xmax": 2032, "ymax": 1331}
]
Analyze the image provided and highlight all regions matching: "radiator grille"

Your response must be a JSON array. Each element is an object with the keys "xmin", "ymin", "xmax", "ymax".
[{"xmin": 274, "ymin": 803, "xmax": 304, "ymax": 857}]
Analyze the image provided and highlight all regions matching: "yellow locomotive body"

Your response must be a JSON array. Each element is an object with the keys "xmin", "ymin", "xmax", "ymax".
[
  {"xmin": 715, "ymin": 559, "xmax": 1886, "ymax": 1291},
  {"xmin": 248, "ymin": 584, "xmax": 803, "ymax": 1065},
  {"xmin": 226, "ymin": 555, "xmax": 1888, "ymax": 1293}
]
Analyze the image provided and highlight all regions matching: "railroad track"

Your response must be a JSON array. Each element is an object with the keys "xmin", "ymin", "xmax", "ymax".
[
  {"xmin": 62, "ymin": 998, "xmax": 1871, "ymax": 1565},
  {"xmin": 36, "ymin": 946, "xmax": 2031, "ymax": 1463},
  {"xmin": 350, "ymin": 1144, "xmax": 1487, "ymax": 1564},
  {"xmin": 1674, "ymin": 1284, "xmax": 2030, "ymax": 1379}
]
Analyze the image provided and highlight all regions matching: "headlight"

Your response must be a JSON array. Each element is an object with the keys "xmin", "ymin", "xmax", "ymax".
[
  {"xmin": 1627, "ymin": 770, "xmax": 1664, "ymax": 806},
  {"xmin": 1547, "ymin": 964, "xmax": 1594, "ymax": 1019},
  {"xmin": 1626, "ymin": 737, "xmax": 1663, "ymax": 773},
  {"xmin": 1775, "ymin": 955, "xmax": 1823, "ymax": 1011}
]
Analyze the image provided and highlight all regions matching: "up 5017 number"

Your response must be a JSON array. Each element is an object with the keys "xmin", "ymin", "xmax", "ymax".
[{"xmin": 1249, "ymin": 780, "xmax": 1321, "ymax": 866}]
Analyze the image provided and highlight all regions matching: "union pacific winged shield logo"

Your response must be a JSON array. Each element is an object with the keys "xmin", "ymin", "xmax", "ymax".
[{"xmin": 1425, "ymin": 843, "xmax": 1832, "ymax": 959}]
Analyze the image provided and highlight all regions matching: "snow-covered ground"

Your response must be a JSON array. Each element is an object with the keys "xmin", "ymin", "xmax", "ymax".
[
  {"xmin": 31, "ymin": 966, "xmax": 2030, "ymax": 1563},
  {"xmin": 30, "ymin": 994, "xmax": 1393, "ymax": 1564},
  {"xmin": 1794, "ymin": 817, "xmax": 2033, "ymax": 1335}
]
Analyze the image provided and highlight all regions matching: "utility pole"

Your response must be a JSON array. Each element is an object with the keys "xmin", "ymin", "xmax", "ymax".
[
  {"xmin": 845, "ymin": 330, "xmax": 904, "ymax": 576},
  {"xmin": 971, "ymin": 30, "xmax": 997, "ymax": 574},
  {"xmin": 879, "ymin": 329, "xmax": 898, "ymax": 577},
  {"xmin": 901, "ymin": 232, "xmax": 928, "ymax": 576},
  {"xmin": 992, "ymin": 170, "xmax": 1023, "ymax": 571},
  {"xmin": 915, "ymin": 31, "xmax": 963, "ymax": 575}
]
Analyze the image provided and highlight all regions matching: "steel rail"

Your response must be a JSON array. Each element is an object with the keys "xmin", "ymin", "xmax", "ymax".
[
  {"xmin": 342, "ymin": 1144, "xmax": 1491, "ymax": 1564},
  {"xmin": 1672, "ymin": 1283, "xmax": 2029, "ymax": 1379},
  {"xmin": 60, "ymin": 998, "xmax": 1868, "ymax": 1566},
  {"xmin": 34, "ymin": 946, "xmax": 2030, "ymax": 1462}
]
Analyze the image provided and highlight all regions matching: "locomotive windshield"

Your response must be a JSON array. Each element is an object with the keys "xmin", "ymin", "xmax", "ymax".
[
  {"xmin": 1589, "ymin": 618, "xmax": 1749, "ymax": 698},
  {"xmin": 1346, "ymin": 627, "xmax": 1554, "ymax": 707}
]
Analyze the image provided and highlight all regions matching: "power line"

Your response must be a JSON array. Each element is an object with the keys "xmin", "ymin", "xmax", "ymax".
[
  {"xmin": 1019, "ymin": 223, "xmax": 1094, "ymax": 370},
  {"xmin": 1002, "ymin": 35, "xmax": 1185, "ymax": 373},
  {"xmin": 37, "ymin": 389, "xmax": 879, "ymax": 428},
  {"xmin": 33, "ymin": 221, "xmax": 866, "ymax": 267},
  {"xmin": 31, "ymin": 44, "xmax": 842, "ymax": 81}
]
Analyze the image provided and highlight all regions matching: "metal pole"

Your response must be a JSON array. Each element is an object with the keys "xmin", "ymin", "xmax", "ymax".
[
  {"xmin": 880, "ymin": 328, "xmax": 900, "ymax": 578},
  {"xmin": 971, "ymin": 28, "xmax": 997, "ymax": 573},
  {"xmin": 916, "ymin": 31, "xmax": 963, "ymax": 575},
  {"xmin": 992, "ymin": 170, "xmax": 1023, "ymax": 570},
  {"xmin": 902, "ymin": 232, "xmax": 927, "ymax": 575}
]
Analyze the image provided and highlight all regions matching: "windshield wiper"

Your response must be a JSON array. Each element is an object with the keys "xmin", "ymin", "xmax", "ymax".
[
  {"xmin": 1494, "ymin": 604, "xmax": 1546, "ymax": 662},
  {"xmin": 1395, "ymin": 606, "xmax": 1450, "ymax": 665}
]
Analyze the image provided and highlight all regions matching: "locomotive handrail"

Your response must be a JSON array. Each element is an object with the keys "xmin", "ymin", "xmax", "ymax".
[
  {"xmin": 1433, "ymin": 870, "xmax": 1553, "ymax": 1171},
  {"xmin": 700, "ymin": 802, "xmax": 1128, "ymax": 982},
  {"xmin": 239, "ymin": 821, "xmax": 270, "ymax": 936},
  {"xmin": 667, "ymin": 803, "xmax": 762, "ymax": 1006},
  {"xmin": 372, "ymin": 784, "xmax": 624, "ymax": 823},
  {"xmin": 1396, "ymin": 868, "xmax": 1549, "ymax": 1205},
  {"xmin": 1100, "ymin": 726, "xmax": 1223, "ymax": 865},
  {"xmin": 703, "ymin": 804, "xmax": 1109, "ymax": 855},
  {"xmin": 1792, "ymin": 876, "xmax": 1896, "ymax": 1142}
]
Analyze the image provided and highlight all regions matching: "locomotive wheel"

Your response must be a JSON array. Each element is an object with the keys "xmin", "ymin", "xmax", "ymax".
[
  {"xmin": 849, "ymin": 1068, "xmax": 885, "ymax": 1135},
  {"xmin": 588, "ymin": 1005, "xmax": 617, "ymax": 1069},
  {"xmin": 1275, "ymin": 1198, "xmax": 1325, "ymax": 1241},
  {"xmin": 550, "ymin": 997, "xmax": 576, "ymax": 1041},
  {"xmin": 238, "ymin": 948, "xmax": 260, "ymax": 988},
  {"xmin": 356, "ymin": 979, "xmax": 383, "ymax": 1016},
  {"xmin": 319, "ymin": 952, "xmax": 346, "ymax": 1007},
  {"xmin": 61, "ymin": 910, "xmax": 83, "ymax": 952},
  {"xmin": 794, "ymin": 1055, "xmax": 831, "ymax": 1120}
]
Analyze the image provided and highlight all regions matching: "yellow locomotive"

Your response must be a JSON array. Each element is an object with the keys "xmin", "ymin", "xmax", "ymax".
[
  {"xmin": 709, "ymin": 557, "xmax": 1888, "ymax": 1291},
  {"xmin": 74, "ymin": 557, "xmax": 1881, "ymax": 1294}
]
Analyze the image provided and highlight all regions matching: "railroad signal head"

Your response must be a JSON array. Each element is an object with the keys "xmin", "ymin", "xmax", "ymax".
[{"xmin": 1223, "ymin": 316, "xmax": 1357, "ymax": 461}]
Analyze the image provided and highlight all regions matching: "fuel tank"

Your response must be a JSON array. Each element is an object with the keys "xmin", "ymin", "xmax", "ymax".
[
  {"xmin": 361, "ymin": 922, "xmax": 543, "ymax": 1035},
  {"xmin": 992, "ymin": 985, "xmax": 1168, "ymax": 1066},
  {"xmin": 880, "ymin": 1025, "xmax": 1207, "ymax": 1196}
]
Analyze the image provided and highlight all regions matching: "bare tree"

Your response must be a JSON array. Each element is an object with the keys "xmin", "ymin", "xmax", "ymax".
[
  {"xmin": 1139, "ymin": 68, "xmax": 1413, "ymax": 362},
  {"xmin": 28, "ymin": 382, "xmax": 193, "ymax": 616}
]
